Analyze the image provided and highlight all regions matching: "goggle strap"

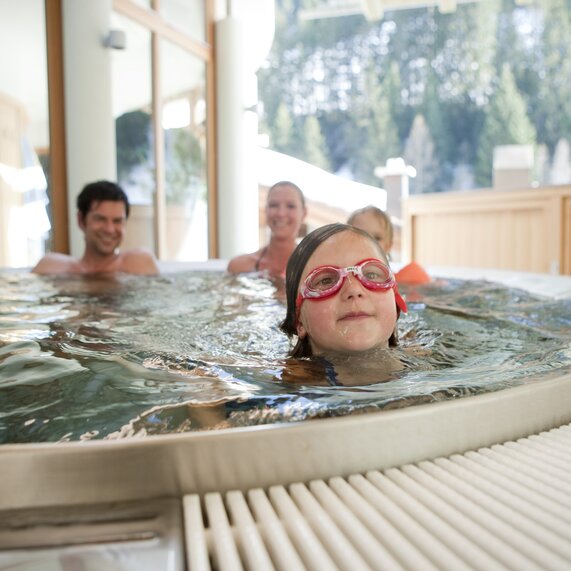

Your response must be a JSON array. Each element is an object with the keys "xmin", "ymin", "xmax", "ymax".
[{"xmin": 394, "ymin": 286, "xmax": 408, "ymax": 314}]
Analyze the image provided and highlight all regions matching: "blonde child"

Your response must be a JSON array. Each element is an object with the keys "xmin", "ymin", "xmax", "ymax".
[
  {"xmin": 347, "ymin": 206, "xmax": 393, "ymax": 257},
  {"xmin": 348, "ymin": 205, "xmax": 430, "ymax": 286}
]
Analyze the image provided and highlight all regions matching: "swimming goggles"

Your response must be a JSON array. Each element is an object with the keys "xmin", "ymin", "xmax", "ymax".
[{"xmin": 296, "ymin": 258, "xmax": 407, "ymax": 313}]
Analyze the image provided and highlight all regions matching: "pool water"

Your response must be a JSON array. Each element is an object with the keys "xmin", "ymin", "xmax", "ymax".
[{"xmin": 0, "ymin": 270, "xmax": 570, "ymax": 443}]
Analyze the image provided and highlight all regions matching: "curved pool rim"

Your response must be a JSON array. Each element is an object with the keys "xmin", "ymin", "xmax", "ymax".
[{"xmin": 1, "ymin": 264, "xmax": 570, "ymax": 512}]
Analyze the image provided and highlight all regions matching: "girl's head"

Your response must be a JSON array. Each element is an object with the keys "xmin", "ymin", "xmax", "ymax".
[
  {"xmin": 347, "ymin": 206, "xmax": 393, "ymax": 255},
  {"xmin": 266, "ymin": 181, "xmax": 307, "ymax": 240},
  {"xmin": 280, "ymin": 223, "xmax": 406, "ymax": 358}
]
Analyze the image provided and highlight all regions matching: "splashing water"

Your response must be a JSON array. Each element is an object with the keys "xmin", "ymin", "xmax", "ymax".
[{"xmin": 0, "ymin": 270, "xmax": 569, "ymax": 443}]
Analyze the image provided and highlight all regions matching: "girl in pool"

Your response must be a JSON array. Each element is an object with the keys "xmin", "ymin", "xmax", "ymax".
[{"xmin": 280, "ymin": 223, "xmax": 407, "ymax": 384}]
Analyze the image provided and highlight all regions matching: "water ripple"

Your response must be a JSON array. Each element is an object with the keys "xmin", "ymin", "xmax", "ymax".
[{"xmin": 0, "ymin": 271, "xmax": 569, "ymax": 443}]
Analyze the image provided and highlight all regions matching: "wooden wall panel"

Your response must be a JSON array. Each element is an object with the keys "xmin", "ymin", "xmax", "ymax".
[
  {"xmin": 403, "ymin": 186, "xmax": 571, "ymax": 275},
  {"xmin": 563, "ymin": 197, "xmax": 571, "ymax": 275}
]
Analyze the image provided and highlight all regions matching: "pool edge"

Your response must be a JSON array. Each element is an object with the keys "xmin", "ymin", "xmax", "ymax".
[{"xmin": 1, "ymin": 371, "xmax": 570, "ymax": 511}]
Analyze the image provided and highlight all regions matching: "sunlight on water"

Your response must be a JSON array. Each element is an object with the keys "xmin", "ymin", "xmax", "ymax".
[{"xmin": 0, "ymin": 270, "xmax": 569, "ymax": 443}]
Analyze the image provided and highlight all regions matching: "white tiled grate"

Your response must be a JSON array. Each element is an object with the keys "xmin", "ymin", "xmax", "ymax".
[{"xmin": 183, "ymin": 423, "xmax": 571, "ymax": 571}]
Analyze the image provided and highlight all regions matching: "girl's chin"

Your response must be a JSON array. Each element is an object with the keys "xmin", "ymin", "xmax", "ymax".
[{"xmin": 314, "ymin": 341, "xmax": 390, "ymax": 357}]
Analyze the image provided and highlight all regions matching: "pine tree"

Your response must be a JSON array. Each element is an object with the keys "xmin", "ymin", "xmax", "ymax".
[
  {"xmin": 302, "ymin": 115, "xmax": 331, "ymax": 170},
  {"xmin": 272, "ymin": 103, "xmax": 295, "ymax": 155},
  {"xmin": 422, "ymin": 74, "xmax": 450, "ymax": 190},
  {"xmin": 350, "ymin": 65, "xmax": 401, "ymax": 185},
  {"xmin": 116, "ymin": 110, "xmax": 151, "ymax": 181},
  {"xmin": 534, "ymin": 0, "xmax": 571, "ymax": 151},
  {"xmin": 403, "ymin": 114, "xmax": 438, "ymax": 194},
  {"xmin": 476, "ymin": 64, "xmax": 537, "ymax": 187}
]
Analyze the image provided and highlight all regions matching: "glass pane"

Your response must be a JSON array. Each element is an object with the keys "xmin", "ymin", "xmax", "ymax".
[
  {"xmin": 132, "ymin": 0, "xmax": 151, "ymax": 8},
  {"xmin": 0, "ymin": 0, "xmax": 51, "ymax": 268},
  {"xmin": 161, "ymin": 39, "xmax": 208, "ymax": 261},
  {"xmin": 161, "ymin": 0, "xmax": 205, "ymax": 43},
  {"xmin": 111, "ymin": 13, "xmax": 156, "ymax": 254}
]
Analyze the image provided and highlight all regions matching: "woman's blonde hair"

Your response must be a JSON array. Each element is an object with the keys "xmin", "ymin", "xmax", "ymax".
[{"xmin": 347, "ymin": 205, "xmax": 393, "ymax": 245}]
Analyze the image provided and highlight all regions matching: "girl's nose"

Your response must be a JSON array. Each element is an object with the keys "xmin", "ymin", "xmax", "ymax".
[{"xmin": 340, "ymin": 273, "xmax": 364, "ymax": 299}]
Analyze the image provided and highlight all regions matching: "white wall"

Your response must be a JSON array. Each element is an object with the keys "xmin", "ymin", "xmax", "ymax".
[
  {"xmin": 63, "ymin": 0, "xmax": 117, "ymax": 258},
  {"xmin": 215, "ymin": 0, "xmax": 275, "ymax": 258}
]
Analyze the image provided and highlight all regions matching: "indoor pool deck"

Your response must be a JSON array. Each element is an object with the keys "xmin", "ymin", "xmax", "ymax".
[
  {"xmin": 0, "ymin": 265, "xmax": 570, "ymax": 570},
  {"xmin": 1, "ymin": 414, "xmax": 571, "ymax": 570}
]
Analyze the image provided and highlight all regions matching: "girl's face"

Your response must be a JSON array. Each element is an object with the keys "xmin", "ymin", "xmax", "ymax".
[
  {"xmin": 296, "ymin": 231, "xmax": 398, "ymax": 355},
  {"xmin": 350, "ymin": 211, "xmax": 392, "ymax": 254},
  {"xmin": 266, "ymin": 184, "xmax": 306, "ymax": 240}
]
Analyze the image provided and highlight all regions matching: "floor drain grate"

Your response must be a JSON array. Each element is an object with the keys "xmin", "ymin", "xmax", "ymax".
[{"xmin": 184, "ymin": 423, "xmax": 571, "ymax": 571}]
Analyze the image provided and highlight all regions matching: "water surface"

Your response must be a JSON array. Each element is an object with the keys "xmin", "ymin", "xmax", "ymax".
[{"xmin": 1, "ymin": 270, "xmax": 569, "ymax": 443}]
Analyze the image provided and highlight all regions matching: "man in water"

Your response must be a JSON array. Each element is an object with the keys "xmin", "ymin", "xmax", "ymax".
[{"xmin": 32, "ymin": 180, "xmax": 160, "ymax": 275}]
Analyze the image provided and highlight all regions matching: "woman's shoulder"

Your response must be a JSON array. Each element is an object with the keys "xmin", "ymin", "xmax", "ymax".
[{"xmin": 227, "ymin": 249, "xmax": 264, "ymax": 274}]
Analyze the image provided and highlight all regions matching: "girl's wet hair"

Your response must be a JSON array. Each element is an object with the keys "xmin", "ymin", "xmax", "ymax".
[{"xmin": 279, "ymin": 223, "xmax": 400, "ymax": 358}]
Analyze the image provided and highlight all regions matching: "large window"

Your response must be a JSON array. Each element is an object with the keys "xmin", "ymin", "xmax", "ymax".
[
  {"xmin": 161, "ymin": 40, "xmax": 208, "ymax": 260},
  {"xmin": 0, "ymin": 0, "xmax": 51, "ymax": 268},
  {"xmin": 112, "ymin": 14, "xmax": 156, "ymax": 253},
  {"xmin": 162, "ymin": 0, "xmax": 205, "ymax": 42},
  {"xmin": 260, "ymin": 0, "xmax": 571, "ymax": 194},
  {"xmin": 112, "ymin": 0, "xmax": 212, "ymax": 261}
]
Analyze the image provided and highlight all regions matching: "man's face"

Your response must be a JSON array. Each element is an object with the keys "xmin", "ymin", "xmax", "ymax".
[{"xmin": 78, "ymin": 200, "xmax": 127, "ymax": 256}]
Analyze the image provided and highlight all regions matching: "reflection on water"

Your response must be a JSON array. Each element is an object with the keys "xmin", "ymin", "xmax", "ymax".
[{"xmin": 0, "ymin": 270, "xmax": 569, "ymax": 443}]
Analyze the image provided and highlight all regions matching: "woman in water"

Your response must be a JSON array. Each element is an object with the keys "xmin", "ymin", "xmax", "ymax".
[
  {"xmin": 279, "ymin": 223, "xmax": 407, "ymax": 384},
  {"xmin": 227, "ymin": 180, "xmax": 307, "ymax": 278}
]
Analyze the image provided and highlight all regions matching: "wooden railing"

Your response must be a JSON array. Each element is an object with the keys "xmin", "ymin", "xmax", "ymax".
[{"xmin": 402, "ymin": 185, "xmax": 571, "ymax": 275}]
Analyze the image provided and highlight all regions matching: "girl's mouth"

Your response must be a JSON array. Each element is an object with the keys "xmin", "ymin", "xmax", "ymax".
[{"xmin": 339, "ymin": 311, "xmax": 370, "ymax": 321}]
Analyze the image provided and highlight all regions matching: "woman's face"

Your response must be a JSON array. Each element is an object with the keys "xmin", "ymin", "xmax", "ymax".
[
  {"xmin": 350, "ymin": 211, "xmax": 392, "ymax": 254},
  {"xmin": 266, "ymin": 184, "xmax": 306, "ymax": 240},
  {"xmin": 296, "ymin": 231, "xmax": 398, "ymax": 355}
]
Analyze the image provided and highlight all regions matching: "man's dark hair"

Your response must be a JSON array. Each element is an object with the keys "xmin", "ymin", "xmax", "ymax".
[{"xmin": 76, "ymin": 180, "xmax": 130, "ymax": 219}]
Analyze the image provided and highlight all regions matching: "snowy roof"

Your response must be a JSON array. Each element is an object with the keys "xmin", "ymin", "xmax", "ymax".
[{"xmin": 257, "ymin": 147, "xmax": 387, "ymax": 212}]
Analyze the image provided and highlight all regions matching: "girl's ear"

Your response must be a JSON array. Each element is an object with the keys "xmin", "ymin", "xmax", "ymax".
[
  {"xmin": 296, "ymin": 319, "xmax": 307, "ymax": 339},
  {"xmin": 389, "ymin": 305, "xmax": 400, "ymax": 347}
]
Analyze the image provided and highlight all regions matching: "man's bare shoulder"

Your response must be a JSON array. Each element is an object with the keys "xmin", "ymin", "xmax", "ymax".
[
  {"xmin": 31, "ymin": 253, "xmax": 82, "ymax": 275},
  {"xmin": 227, "ymin": 250, "xmax": 263, "ymax": 274},
  {"xmin": 118, "ymin": 248, "xmax": 160, "ymax": 275}
]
